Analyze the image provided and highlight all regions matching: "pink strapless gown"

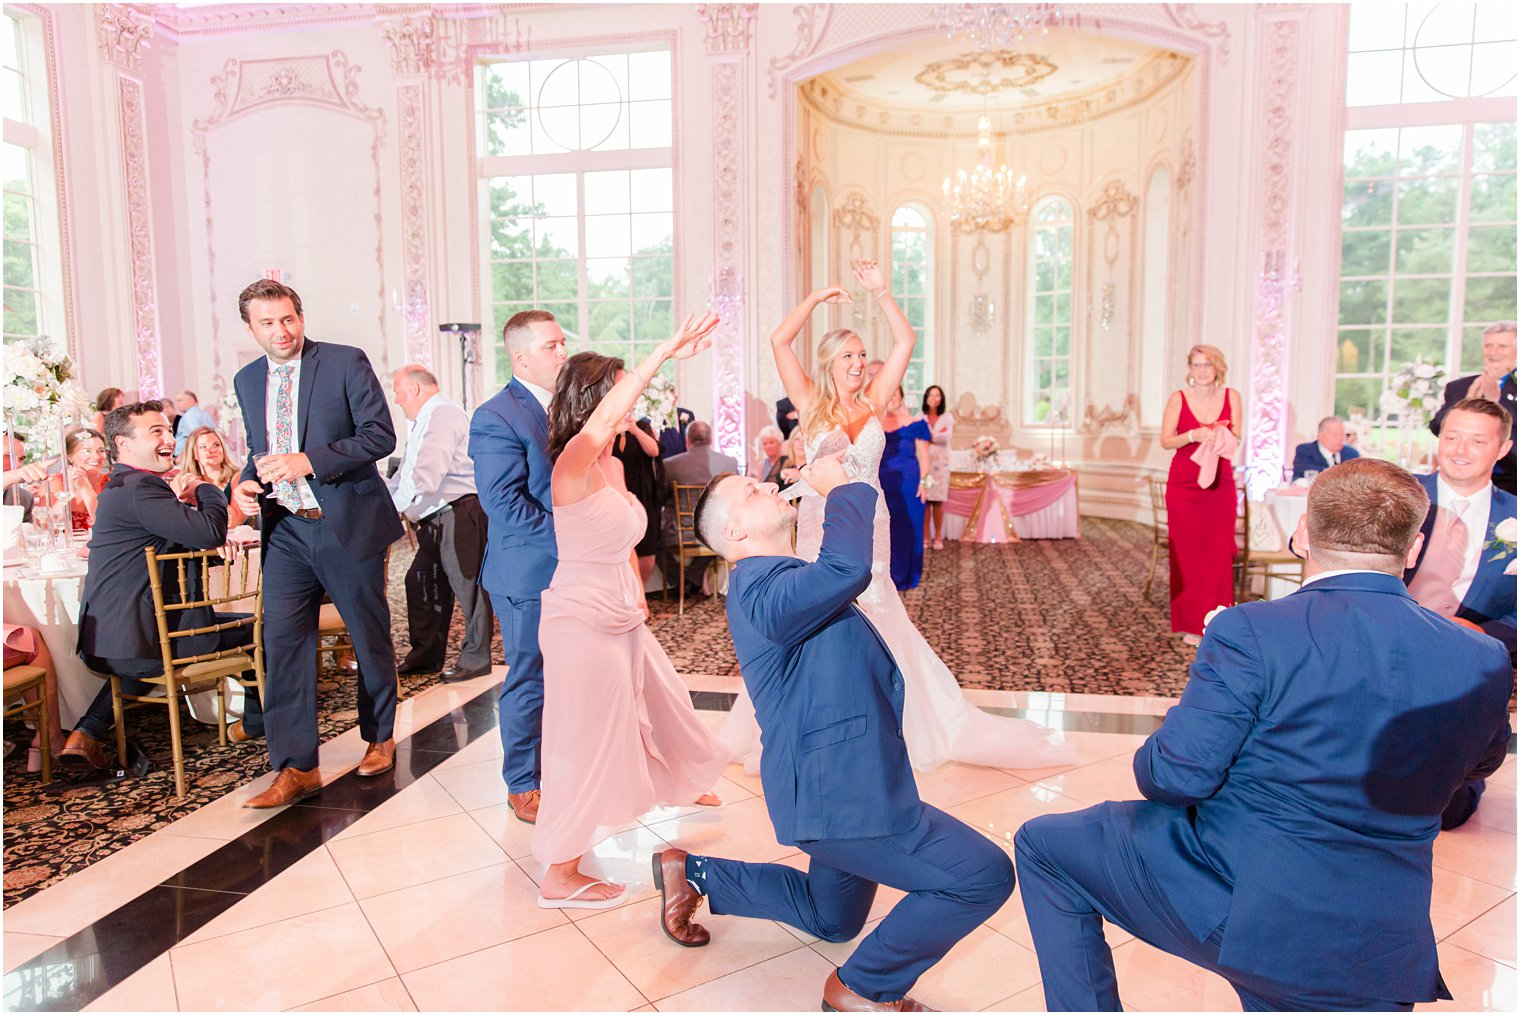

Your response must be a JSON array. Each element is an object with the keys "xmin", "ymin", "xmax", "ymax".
[{"xmin": 532, "ymin": 483, "xmax": 730, "ymax": 865}]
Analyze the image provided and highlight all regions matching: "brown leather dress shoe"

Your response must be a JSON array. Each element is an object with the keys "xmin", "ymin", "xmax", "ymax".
[
  {"xmin": 59, "ymin": 730, "xmax": 108, "ymax": 770},
  {"xmin": 243, "ymin": 766, "xmax": 322, "ymax": 808},
  {"xmin": 508, "ymin": 788, "xmax": 540, "ymax": 824},
  {"xmin": 652, "ymin": 849, "xmax": 710, "ymax": 947},
  {"xmin": 822, "ymin": 970, "xmax": 936, "ymax": 1012},
  {"xmin": 356, "ymin": 739, "xmax": 396, "ymax": 777},
  {"xmin": 228, "ymin": 720, "xmax": 261, "ymax": 743}
]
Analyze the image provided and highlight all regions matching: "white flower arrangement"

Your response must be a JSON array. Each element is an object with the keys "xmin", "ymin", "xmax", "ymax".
[
  {"xmin": 971, "ymin": 435, "xmax": 1000, "ymax": 463},
  {"xmin": 635, "ymin": 373, "xmax": 678, "ymax": 434},
  {"xmin": 3, "ymin": 336, "xmax": 91, "ymax": 457},
  {"xmin": 1380, "ymin": 357, "xmax": 1448, "ymax": 422}
]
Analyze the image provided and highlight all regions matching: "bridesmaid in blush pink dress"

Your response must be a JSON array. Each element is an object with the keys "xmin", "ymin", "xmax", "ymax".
[{"xmin": 533, "ymin": 311, "xmax": 729, "ymax": 910}]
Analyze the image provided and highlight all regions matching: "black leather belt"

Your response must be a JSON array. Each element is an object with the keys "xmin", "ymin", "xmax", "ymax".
[{"xmin": 291, "ymin": 507, "xmax": 323, "ymax": 520}]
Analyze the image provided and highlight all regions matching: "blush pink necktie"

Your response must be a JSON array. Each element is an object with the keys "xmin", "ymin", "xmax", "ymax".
[{"xmin": 1408, "ymin": 499, "xmax": 1470, "ymax": 616}]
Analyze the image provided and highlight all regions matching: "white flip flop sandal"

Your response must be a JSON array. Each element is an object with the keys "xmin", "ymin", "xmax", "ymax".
[{"xmin": 537, "ymin": 879, "xmax": 626, "ymax": 910}]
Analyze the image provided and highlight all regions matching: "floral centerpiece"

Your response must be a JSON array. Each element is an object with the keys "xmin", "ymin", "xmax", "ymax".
[
  {"xmin": 635, "ymin": 373, "xmax": 678, "ymax": 434},
  {"xmin": 1380, "ymin": 358, "xmax": 1447, "ymax": 423},
  {"xmin": 3, "ymin": 336, "xmax": 91, "ymax": 458},
  {"xmin": 971, "ymin": 435, "xmax": 1000, "ymax": 468}
]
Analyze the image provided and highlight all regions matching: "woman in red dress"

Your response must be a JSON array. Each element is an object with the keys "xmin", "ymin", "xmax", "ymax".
[{"xmin": 1161, "ymin": 344, "xmax": 1243, "ymax": 645}]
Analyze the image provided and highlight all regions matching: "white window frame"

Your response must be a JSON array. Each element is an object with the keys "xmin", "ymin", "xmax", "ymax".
[
  {"xmin": 1024, "ymin": 195, "xmax": 1075, "ymax": 426},
  {"xmin": 2, "ymin": 7, "xmax": 64, "ymax": 349},
  {"xmin": 889, "ymin": 201, "xmax": 933, "ymax": 404}
]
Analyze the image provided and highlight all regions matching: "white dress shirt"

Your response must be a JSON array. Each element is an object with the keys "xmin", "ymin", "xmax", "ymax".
[
  {"xmin": 1316, "ymin": 442, "xmax": 1343, "ymax": 468},
  {"xmin": 1434, "ymin": 475, "xmax": 1492, "ymax": 603},
  {"xmin": 265, "ymin": 352, "xmax": 320, "ymax": 510},
  {"xmin": 388, "ymin": 393, "xmax": 477, "ymax": 521},
  {"xmin": 1298, "ymin": 568, "xmax": 1386, "ymax": 589},
  {"xmin": 518, "ymin": 377, "xmax": 552, "ymax": 411}
]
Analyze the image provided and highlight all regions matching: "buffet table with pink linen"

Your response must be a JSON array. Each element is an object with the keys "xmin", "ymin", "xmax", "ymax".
[{"xmin": 943, "ymin": 468, "xmax": 1080, "ymax": 542}]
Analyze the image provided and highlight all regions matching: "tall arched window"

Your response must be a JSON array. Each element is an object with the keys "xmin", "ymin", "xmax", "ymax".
[
  {"xmin": 890, "ymin": 203, "xmax": 933, "ymax": 398},
  {"xmin": 1026, "ymin": 196, "xmax": 1074, "ymax": 423},
  {"xmin": 1141, "ymin": 167, "xmax": 1172, "ymax": 427}
]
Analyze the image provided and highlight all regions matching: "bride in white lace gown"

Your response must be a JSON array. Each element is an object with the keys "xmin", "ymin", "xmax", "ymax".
[{"xmin": 720, "ymin": 262, "xmax": 1075, "ymax": 773}]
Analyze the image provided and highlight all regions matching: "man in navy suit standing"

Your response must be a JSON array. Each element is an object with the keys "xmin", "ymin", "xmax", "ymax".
[
  {"xmin": 1014, "ymin": 457, "xmax": 1512, "ymax": 1011},
  {"xmin": 650, "ymin": 456, "xmax": 1014, "ymax": 1012},
  {"xmin": 468, "ymin": 309, "xmax": 567, "ymax": 823},
  {"xmin": 231, "ymin": 280, "xmax": 404, "ymax": 807},
  {"xmin": 1406, "ymin": 397, "xmax": 1516, "ymax": 829},
  {"xmin": 1290, "ymin": 415, "xmax": 1359, "ymax": 480}
]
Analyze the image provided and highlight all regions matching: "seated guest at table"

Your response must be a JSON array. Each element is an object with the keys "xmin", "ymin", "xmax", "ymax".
[
  {"xmin": 91, "ymin": 387, "xmax": 125, "ymax": 435},
  {"xmin": 177, "ymin": 426, "xmax": 249, "ymax": 529},
  {"xmin": 60, "ymin": 401, "xmax": 263, "ymax": 769},
  {"xmin": 46, "ymin": 428, "xmax": 109, "ymax": 530},
  {"xmin": 172, "ymin": 390, "xmax": 218, "ymax": 457},
  {"xmin": 779, "ymin": 431, "xmax": 806, "ymax": 485},
  {"xmin": 775, "ymin": 396, "xmax": 798, "ymax": 439},
  {"xmin": 880, "ymin": 386, "xmax": 932, "ymax": 590},
  {"xmin": 1431, "ymin": 322, "xmax": 1516, "ymax": 494},
  {"xmin": 657, "ymin": 402, "xmax": 695, "ymax": 459},
  {"xmin": 1015, "ymin": 457, "xmax": 1513, "ymax": 1012},
  {"xmin": 660, "ymin": 420, "xmax": 737, "ymax": 595},
  {"xmin": 1291, "ymin": 415, "xmax": 1359, "ymax": 480},
  {"xmin": 2, "ymin": 434, "xmax": 48, "ymax": 522},
  {"xmin": 750, "ymin": 425, "xmax": 789, "ymax": 485},
  {"xmin": 920, "ymin": 384, "xmax": 953, "ymax": 550},
  {"xmin": 3, "ymin": 624, "xmax": 66, "ymax": 773}
]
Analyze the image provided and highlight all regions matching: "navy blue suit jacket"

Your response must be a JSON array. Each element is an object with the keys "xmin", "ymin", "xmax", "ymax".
[
  {"xmin": 1289, "ymin": 440, "xmax": 1358, "ymax": 479},
  {"xmin": 1404, "ymin": 472, "xmax": 1517, "ymax": 654},
  {"xmin": 78, "ymin": 465, "xmax": 230, "ymax": 662},
  {"xmin": 725, "ymin": 484, "xmax": 920, "ymax": 845},
  {"xmin": 1130, "ymin": 572, "xmax": 1512, "ymax": 1002},
  {"xmin": 468, "ymin": 377, "xmax": 556, "ymax": 600},
  {"xmin": 234, "ymin": 339, "xmax": 401, "ymax": 559}
]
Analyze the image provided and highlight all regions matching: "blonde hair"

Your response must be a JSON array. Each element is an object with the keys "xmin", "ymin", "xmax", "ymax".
[
  {"xmin": 1187, "ymin": 344, "xmax": 1228, "ymax": 385},
  {"xmin": 802, "ymin": 329, "xmax": 872, "ymax": 442},
  {"xmin": 179, "ymin": 426, "xmax": 242, "ymax": 488}
]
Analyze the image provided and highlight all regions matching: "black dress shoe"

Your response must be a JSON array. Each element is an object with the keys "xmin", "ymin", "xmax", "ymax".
[
  {"xmin": 397, "ymin": 659, "xmax": 443, "ymax": 676},
  {"xmin": 439, "ymin": 664, "xmax": 492, "ymax": 682}
]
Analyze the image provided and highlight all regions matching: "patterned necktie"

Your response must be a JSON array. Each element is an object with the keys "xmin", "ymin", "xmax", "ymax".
[
  {"xmin": 1409, "ymin": 498, "xmax": 1470, "ymax": 616},
  {"xmin": 271, "ymin": 363, "xmax": 301, "ymax": 510}
]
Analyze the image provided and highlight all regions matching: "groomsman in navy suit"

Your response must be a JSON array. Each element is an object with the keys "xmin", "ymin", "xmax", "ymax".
[
  {"xmin": 1405, "ymin": 397, "xmax": 1516, "ymax": 829},
  {"xmin": 468, "ymin": 310, "xmax": 567, "ymax": 823},
  {"xmin": 1290, "ymin": 415, "xmax": 1359, "ymax": 479},
  {"xmin": 1430, "ymin": 322, "xmax": 1516, "ymax": 493},
  {"xmin": 650, "ymin": 456, "xmax": 1014, "ymax": 1012},
  {"xmin": 231, "ymin": 280, "xmax": 404, "ymax": 807},
  {"xmin": 1015, "ymin": 458, "xmax": 1512, "ymax": 1011}
]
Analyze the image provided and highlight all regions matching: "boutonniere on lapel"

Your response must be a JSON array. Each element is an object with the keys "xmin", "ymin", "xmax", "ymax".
[{"xmin": 1487, "ymin": 517, "xmax": 1517, "ymax": 575}]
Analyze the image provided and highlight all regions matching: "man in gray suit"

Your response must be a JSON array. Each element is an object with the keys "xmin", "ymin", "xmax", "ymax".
[{"xmin": 660, "ymin": 421, "xmax": 738, "ymax": 594}]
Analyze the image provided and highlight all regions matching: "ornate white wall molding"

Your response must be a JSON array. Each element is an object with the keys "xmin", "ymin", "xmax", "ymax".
[
  {"xmin": 378, "ymin": 9, "xmax": 529, "ymax": 84},
  {"xmin": 1164, "ymin": 4, "xmax": 1231, "ymax": 63},
  {"xmin": 767, "ymin": 3, "xmax": 829, "ymax": 98},
  {"xmin": 699, "ymin": 3, "xmax": 757, "ymax": 54},
  {"xmin": 396, "ymin": 83, "xmax": 431, "ymax": 366},
  {"xmin": 119, "ymin": 77, "xmax": 162, "ymax": 399},
  {"xmin": 1246, "ymin": 16, "xmax": 1303, "ymax": 498},
  {"xmin": 831, "ymin": 191, "xmax": 878, "ymax": 240},
  {"xmin": 96, "ymin": 4, "xmax": 154, "ymax": 73}
]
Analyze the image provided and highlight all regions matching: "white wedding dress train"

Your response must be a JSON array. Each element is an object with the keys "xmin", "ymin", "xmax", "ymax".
[{"xmin": 718, "ymin": 417, "xmax": 1076, "ymax": 773}]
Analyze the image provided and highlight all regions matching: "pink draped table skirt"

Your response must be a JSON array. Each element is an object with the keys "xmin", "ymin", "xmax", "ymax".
[{"xmin": 942, "ymin": 469, "xmax": 1079, "ymax": 542}]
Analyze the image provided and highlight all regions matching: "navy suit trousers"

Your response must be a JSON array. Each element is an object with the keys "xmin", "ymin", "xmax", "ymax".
[
  {"xmin": 696, "ymin": 804, "xmax": 1012, "ymax": 1002},
  {"xmin": 1014, "ymin": 802, "xmax": 1415, "ymax": 1012},
  {"xmin": 495, "ymin": 593, "xmax": 544, "ymax": 793},
  {"xmin": 261, "ymin": 513, "xmax": 396, "ymax": 771}
]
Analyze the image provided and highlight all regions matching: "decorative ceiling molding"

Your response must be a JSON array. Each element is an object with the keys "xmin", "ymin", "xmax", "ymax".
[
  {"xmin": 97, "ymin": 4, "xmax": 155, "ymax": 73},
  {"xmin": 698, "ymin": 3, "xmax": 758, "ymax": 55},
  {"xmin": 805, "ymin": 50, "xmax": 1191, "ymax": 139},
  {"xmin": 151, "ymin": 3, "xmax": 552, "ymax": 40},
  {"xmin": 1164, "ymin": 3, "xmax": 1230, "ymax": 63},
  {"xmin": 193, "ymin": 52, "xmax": 385, "ymax": 137},
  {"xmin": 377, "ymin": 8, "xmax": 530, "ymax": 83},
  {"xmin": 768, "ymin": 3, "xmax": 830, "ymax": 98},
  {"xmin": 913, "ymin": 50, "xmax": 1058, "ymax": 95}
]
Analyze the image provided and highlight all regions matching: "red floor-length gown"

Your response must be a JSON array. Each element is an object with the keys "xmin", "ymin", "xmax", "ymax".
[{"xmin": 1166, "ymin": 390, "xmax": 1237, "ymax": 635}]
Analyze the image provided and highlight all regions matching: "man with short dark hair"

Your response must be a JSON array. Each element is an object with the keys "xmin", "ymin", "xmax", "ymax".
[
  {"xmin": 172, "ymin": 389, "xmax": 217, "ymax": 456},
  {"xmin": 1290, "ymin": 415, "xmax": 1359, "ymax": 479},
  {"xmin": 389, "ymin": 364, "xmax": 492, "ymax": 682},
  {"xmin": 1015, "ymin": 457, "xmax": 1512, "ymax": 1011},
  {"xmin": 230, "ymin": 280, "xmax": 403, "ymax": 806},
  {"xmin": 1431, "ymin": 321, "xmax": 1517, "ymax": 493},
  {"xmin": 62, "ymin": 402, "xmax": 262, "ymax": 768},
  {"xmin": 469, "ymin": 308, "xmax": 568, "ymax": 823}
]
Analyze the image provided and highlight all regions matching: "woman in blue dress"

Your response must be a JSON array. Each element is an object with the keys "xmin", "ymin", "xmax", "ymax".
[{"xmin": 879, "ymin": 385, "xmax": 933, "ymax": 590}]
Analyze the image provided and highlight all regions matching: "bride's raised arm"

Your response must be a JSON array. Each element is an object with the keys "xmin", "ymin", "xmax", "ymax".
[
  {"xmin": 769, "ymin": 286, "xmax": 852, "ymax": 422},
  {"xmin": 853, "ymin": 259, "xmax": 917, "ymax": 409}
]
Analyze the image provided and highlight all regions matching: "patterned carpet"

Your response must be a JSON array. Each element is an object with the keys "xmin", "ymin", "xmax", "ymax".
[{"xmin": 3, "ymin": 516, "xmax": 1185, "ymax": 908}]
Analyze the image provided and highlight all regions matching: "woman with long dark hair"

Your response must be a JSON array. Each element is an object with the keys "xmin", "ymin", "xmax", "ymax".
[
  {"xmin": 531, "ymin": 311, "xmax": 729, "ymax": 910},
  {"xmin": 919, "ymin": 385, "xmax": 953, "ymax": 549}
]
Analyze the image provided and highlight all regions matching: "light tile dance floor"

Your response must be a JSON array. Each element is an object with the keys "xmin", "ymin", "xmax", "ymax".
[{"xmin": 3, "ymin": 671, "xmax": 1513, "ymax": 1011}]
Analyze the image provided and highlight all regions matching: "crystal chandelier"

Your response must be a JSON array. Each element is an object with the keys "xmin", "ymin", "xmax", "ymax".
[
  {"xmin": 943, "ymin": 113, "xmax": 1028, "ymax": 232},
  {"xmin": 933, "ymin": 3, "xmax": 1095, "ymax": 50}
]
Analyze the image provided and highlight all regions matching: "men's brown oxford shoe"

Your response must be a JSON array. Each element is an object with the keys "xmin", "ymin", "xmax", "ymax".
[
  {"xmin": 822, "ymin": 970, "xmax": 935, "ymax": 1012},
  {"xmin": 356, "ymin": 739, "xmax": 396, "ymax": 777},
  {"xmin": 243, "ymin": 767, "xmax": 322, "ymax": 808},
  {"xmin": 508, "ymin": 788, "xmax": 540, "ymax": 824},
  {"xmin": 59, "ymin": 730, "xmax": 109, "ymax": 770},
  {"xmin": 652, "ymin": 849, "xmax": 709, "ymax": 947}
]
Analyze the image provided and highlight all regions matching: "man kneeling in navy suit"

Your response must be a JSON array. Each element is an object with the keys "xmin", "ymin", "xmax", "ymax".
[
  {"xmin": 648, "ymin": 454, "xmax": 1013, "ymax": 1013},
  {"xmin": 1015, "ymin": 457, "xmax": 1513, "ymax": 1012}
]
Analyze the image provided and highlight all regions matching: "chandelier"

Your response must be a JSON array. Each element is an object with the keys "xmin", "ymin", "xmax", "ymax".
[
  {"xmin": 932, "ymin": 3, "xmax": 1095, "ymax": 50},
  {"xmin": 943, "ymin": 114, "xmax": 1028, "ymax": 232}
]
